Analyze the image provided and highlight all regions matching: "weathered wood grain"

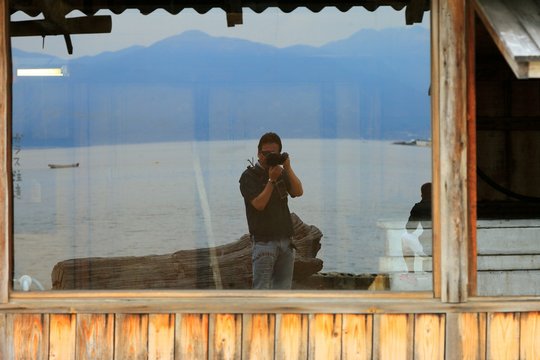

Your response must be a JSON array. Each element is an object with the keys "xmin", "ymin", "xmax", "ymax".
[
  {"xmin": 148, "ymin": 314, "xmax": 175, "ymax": 360},
  {"xmin": 342, "ymin": 314, "xmax": 372, "ymax": 360},
  {"xmin": 7, "ymin": 314, "xmax": 49, "ymax": 360},
  {"xmin": 448, "ymin": 312, "xmax": 486, "ymax": 360},
  {"xmin": 49, "ymin": 314, "xmax": 76, "ymax": 359},
  {"xmin": 0, "ymin": 313, "xmax": 7, "ymax": 360},
  {"xmin": 511, "ymin": 0, "xmax": 540, "ymax": 52},
  {"xmin": 209, "ymin": 313, "xmax": 241, "ymax": 360},
  {"xmin": 0, "ymin": 0, "xmax": 12, "ymax": 304},
  {"xmin": 76, "ymin": 314, "xmax": 114, "ymax": 360},
  {"xmin": 275, "ymin": 313, "xmax": 308, "ymax": 360},
  {"xmin": 438, "ymin": 0, "xmax": 469, "ymax": 303},
  {"xmin": 308, "ymin": 314, "xmax": 342, "ymax": 360},
  {"xmin": 376, "ymin": 314, "xmax": 413, "ymax": 360},
  {"xmin": 176, "ymin": 314, "xmax": 209, "ymax": 360},
  {"xmin": 115, "ymin": 314, "xmax": 149, "ymax": 360},
  {"xmin": 474, "ymin": 0, "xmax": 540, "ymax": 78},
  {"xmin": 242, "ymin": 314, "xmax": 275, "ymax": 360},
  {"xmin": 520, "ymin": 311, "xmax": 540, "ymax": 359},
  {"xmin": 414, "ymin": 314, "xmax": 445, "ymax": 360},
  {"xmin": 487, "ymin": 312, "xmax": 519, "ymax": 360}
]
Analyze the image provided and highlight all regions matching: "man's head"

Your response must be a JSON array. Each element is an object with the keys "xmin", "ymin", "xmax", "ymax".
[
  {"xmin": 421, "ymin": 182, "xmax": 432, "ymax": 200},
  {"xmin": 257, "ymin": 132, "xmax": 282, "ymax": 168},
  {"xmin": 258, "ymin": 132, "xmax": 282, "ymax": 153}
]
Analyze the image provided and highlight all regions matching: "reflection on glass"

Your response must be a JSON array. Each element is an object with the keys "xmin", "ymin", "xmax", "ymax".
[{"xmin": 11, "ymin": 8, "xmax": 431, "ymax": 291}]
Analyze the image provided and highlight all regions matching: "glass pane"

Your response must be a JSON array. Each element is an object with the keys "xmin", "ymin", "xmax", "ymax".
[
  {"xmin": 11, "ymin": 6, "xmax": 431, "ymax": 291},
  {"xmin": 476, "ymin": 17, "xmax": 540, "ymax": 296}
]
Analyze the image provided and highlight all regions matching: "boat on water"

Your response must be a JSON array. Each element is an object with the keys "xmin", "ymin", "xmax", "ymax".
[
  {"xmin": 393, "ymin": 139, "xmax": 432, "ymax": 147},
  {"xmin": 48, "ymin": 163, "xmax": 79, "ymax": 169}
]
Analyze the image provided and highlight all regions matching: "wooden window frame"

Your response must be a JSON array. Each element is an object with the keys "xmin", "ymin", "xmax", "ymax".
[{"xmin": 0, "ymin": 0, "xmax": 501, "ymax": 311}]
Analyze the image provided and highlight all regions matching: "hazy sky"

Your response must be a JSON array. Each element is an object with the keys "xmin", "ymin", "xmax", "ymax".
[{"xmin": 11, "ymin": 7, "xmax": 429, "ymax": 58}]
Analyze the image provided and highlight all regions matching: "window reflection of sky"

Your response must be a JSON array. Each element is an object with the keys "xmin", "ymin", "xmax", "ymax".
[{"xmin": 11, "ymin": 7, "xmax": 428, "ymax": 58}]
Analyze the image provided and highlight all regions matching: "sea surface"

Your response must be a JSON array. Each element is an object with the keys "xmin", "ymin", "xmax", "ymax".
[{"xmin": 13, "ymin": 139, "xmax": 431, "ymax": 289}]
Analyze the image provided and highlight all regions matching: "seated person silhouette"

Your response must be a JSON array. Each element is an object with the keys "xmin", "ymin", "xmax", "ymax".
[{"xmin": 402, "ymin": 182, "xmax": 431, "ymax": 274}]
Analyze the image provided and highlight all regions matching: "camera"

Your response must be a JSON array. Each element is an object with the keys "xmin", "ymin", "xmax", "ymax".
[{"xmin": 265, "ymin": 152, "xmax": 288, "ymax": 167}]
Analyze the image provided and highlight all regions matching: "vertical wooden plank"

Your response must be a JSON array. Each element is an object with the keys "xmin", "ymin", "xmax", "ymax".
[
  {"xmin": 446, "ymin": 312, "xmax": 486, "ymax": 360},
  {"xmin": 115, "ymin": 314, "xmax": 149, "ymax": 360},
  {"xmin": 148, "ymin": 314, "xmax": 175, "ymax": 360},
  {"xmin": 0, "ymin": 313, "xmax": 7, "ymax": 360},
  {"xmin": 342, "ymin": 314, "xmax": 372, "ymax": 360},
  {"xmin": 520, "ymin": 312, "xmax": 540, "ymax": 360},
  {"xmin": 487, "ymin": 313, "xmax": 520, "ymax": 360},
  {"xmin": 414, "ymin": 314, "xmax": 445, "ymax": 360},
  {"xmin": 377, "ymin": 314, "xmax": 413, "ymax": 360},
  {"xmin": 5, "ymin": 312, "xmax": 14, "ymax": 360},
  {"xmin": 438, "ymin": 0, "xmax": 470, "ymax": 303},
  {"xmin": 76, "ymin": 314, "xmax": 114, "ymax": 360},
  {"xmin": 49, "ymin": 314, "xmax": 76, "ymax": 360},
  {"xmin": 275, "ymin": 313, "xmax": 308, "ymax": 360},
  {"xmin": 308, "ymin": 314, "xmax": 342, "ymax": 360},
  {"xmin": 7, "ymin": 314, "xmax": 49, "ymax": 360},
  {"xmin": 0, "ymin": 0, "xmax": 13, "ymax": 304},
  {"xmin": 466, "ymin": 0, "xmax": 478, "ymax": 298},
  {"xmin": 372, "ymin": 314, "xmax": 381, "ymax": 360},
  {"xmin": 242, "ymin": 314, "xmax": 274, "ymax": 360},
  {"xmin": 431, "ymin": 0, "xmax": 442, "ymax": 299},
  {"xmin": 176, "ymin": 314, "xmax": 209, "ymax": 360},
  {"xmin": 209, "ymin": 313, "xmax": 241, "ymax": 360}
]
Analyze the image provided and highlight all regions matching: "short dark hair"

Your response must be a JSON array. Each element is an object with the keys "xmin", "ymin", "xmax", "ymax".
[
  {"xmin": 421, "ymin": 182, "xmax": 432, "ymax": 199},
  {"xmin": 258, "ymin": 132, "xmax": 282, "ymax": 152}
]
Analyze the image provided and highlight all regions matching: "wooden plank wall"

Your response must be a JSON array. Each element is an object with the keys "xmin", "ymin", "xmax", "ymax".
[{"xmin": 0, "ymin": 311, "xmax": 538, "ymax": 359}]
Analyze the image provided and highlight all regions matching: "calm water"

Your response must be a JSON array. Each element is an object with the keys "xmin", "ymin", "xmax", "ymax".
[{"xmin": 14, "ymin": 139, "xmax": 431, "ymax": 289}]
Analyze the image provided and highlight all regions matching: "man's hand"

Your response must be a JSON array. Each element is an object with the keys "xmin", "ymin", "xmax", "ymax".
[
  {"xmin": 283, "ymin": 155, "xmax": 291, "ymax": 171},
  {"xmin": 268, "ymin": 165, "xmax": 283, "ymax": 181}
]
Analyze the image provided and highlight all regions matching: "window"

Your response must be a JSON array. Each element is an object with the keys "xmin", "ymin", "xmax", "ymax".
[
  {"xmin": 11, "ymin": 6, "xmax": 431, "ymax": 291},
  {"xmin": 475, "ymin": 15, "xmax": 540, "ymax": 296}
]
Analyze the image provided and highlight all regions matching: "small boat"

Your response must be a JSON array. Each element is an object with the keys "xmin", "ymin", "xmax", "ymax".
[
  {"xmin": 393, "ymin": 139, "xmax": 432, "ymax": 147},
  {"xmin": 48, "ymin": 163, "xmax": 79, "ymax": 169}
]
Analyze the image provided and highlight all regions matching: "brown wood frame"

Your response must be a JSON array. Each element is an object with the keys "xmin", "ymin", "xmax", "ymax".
[
  {"xmin": 0, "ymin": 0, "xmax": 491, "ymax": 309},
  {"xmin": 430, "ymin": 0, "xmax": 441, "ymax": 299},
  {"xmin": 0, "ymin": 0, "xmax": 12, "ymax": 304},
  {"xmin": 466, "ymin": 0, "xmax": 478, "ymax": 297}
]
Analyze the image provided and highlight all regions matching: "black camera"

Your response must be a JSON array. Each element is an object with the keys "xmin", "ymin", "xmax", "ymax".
[{"xmin": 265, "ymin": 152, "xmax": 288, "ymax": 167}]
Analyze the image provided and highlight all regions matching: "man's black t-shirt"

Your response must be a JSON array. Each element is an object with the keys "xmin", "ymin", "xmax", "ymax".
[{"xmin": 239, "ymin": 164, "xmax": 294, "ymax": 238}]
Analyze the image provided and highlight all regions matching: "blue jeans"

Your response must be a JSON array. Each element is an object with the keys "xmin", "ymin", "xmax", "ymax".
[{"xmin": 252, "ymin": 237, "xmax": 295, "ymax": 289}]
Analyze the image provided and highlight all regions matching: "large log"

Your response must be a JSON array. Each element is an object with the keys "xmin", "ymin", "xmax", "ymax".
[{"xmin": 52, "ymin": 213, "xmax": 323, "ymax": 289}]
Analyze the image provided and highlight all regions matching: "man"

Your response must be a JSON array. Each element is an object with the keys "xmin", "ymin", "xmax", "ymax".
[{"xmin": 239, "ymin": 132, "xmax": 303, "ymax": 289}]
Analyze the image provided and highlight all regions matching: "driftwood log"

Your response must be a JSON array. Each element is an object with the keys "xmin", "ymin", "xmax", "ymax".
[{"xmin": 52, "ymin": 213, "xmax": 323, "ymax": 289}]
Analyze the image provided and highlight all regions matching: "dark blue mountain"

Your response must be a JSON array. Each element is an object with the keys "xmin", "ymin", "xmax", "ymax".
[{"xmin": 12, "ymin": 27, "xmax": 430, "ymax": 147}]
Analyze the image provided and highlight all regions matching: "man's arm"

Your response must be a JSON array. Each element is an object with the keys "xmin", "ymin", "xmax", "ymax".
[
  {"xmin": 251, "ymin": 166, "xmax": 283, "ymax": 211},
  {"xmin": 284, "ymin": 157, "xmax": 303, "ymax": 197}
]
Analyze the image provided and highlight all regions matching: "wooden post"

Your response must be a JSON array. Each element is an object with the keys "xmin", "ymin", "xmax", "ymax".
[
  {"xmin": 431, "ymin": 0, "xmax": 442, "ymax": 299},
  {"xmin": 466, "ymin": 0, "xmax": 478, "ymax": 297},
  {"xmin": 436, "ymin": 0, "xmax": 470, "ymax": 303},
  {"xmin": 0, "ymin": 0, "xmax": 12, "ymax": 304}
]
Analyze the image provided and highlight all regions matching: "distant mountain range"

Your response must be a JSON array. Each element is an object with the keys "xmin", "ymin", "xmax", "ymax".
[{"xmin": 12, "ymin": 27, "xmax": 430, "ymax": 147}]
